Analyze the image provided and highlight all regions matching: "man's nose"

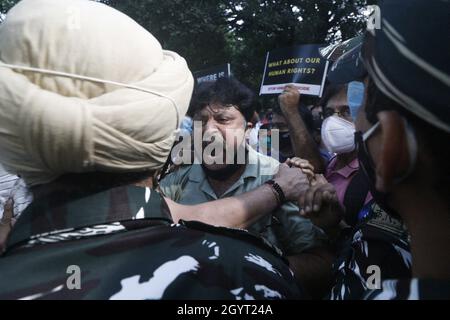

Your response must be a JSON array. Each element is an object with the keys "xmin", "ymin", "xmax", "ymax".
[{"xmin": 203, "ymin": 118, "xmax": 220, "ymax": 133}]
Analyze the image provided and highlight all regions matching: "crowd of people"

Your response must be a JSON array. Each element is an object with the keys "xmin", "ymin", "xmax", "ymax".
[{"xmin": 0, "ymin": 0, "xmax": 448, "ymax": 300}]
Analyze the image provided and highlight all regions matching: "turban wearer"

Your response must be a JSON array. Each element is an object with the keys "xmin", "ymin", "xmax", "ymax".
[{"xmin": 0, "ymin": 0, "xmax": 194, "ymax": 186}]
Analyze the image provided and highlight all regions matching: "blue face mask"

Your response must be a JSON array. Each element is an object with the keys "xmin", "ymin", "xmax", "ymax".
[
  {"xmin": 180, "ymin": 116, "xmax": 193, "ymax": 133},
  {"xmin": 347, "ymin": 81, "xmax": 365, "ymax": 121}
]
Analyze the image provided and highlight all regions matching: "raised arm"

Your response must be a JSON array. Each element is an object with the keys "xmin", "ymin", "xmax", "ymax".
[{"xmin": 278, "ymin": 85, "xmax": 326, "ymax": 173}]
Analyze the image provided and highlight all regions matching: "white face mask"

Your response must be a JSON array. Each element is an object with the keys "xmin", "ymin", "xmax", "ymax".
[{"xmin": 321, "ymin": 115, "xmax": 356, "ymax": 154}]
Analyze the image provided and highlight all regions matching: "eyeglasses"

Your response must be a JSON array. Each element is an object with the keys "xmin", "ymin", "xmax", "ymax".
[{"xmin": 323, "ymin": 106, "xmax": 352, "ymax": 119}]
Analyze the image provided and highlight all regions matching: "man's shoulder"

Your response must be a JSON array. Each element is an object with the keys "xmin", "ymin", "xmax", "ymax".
[
  {"xmin": 160, "ymin": 165, "xmax": 197, "ymax": 185},
  {"xmin": 159, "ymin": 164, "xmax": 203, "ymax": 200},
  {"xmin": 255, "ymin": 151, "xmax": 281, "ymax": 166}
]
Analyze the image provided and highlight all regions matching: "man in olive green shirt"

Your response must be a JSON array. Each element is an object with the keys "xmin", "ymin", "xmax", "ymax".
[
  {"xmin": 160, "ymin": 145, "xmax": 326, "ymax": 256},
  {"xmin": 159, "ymin": 78, "xmax": 335, "ymax": 298}
]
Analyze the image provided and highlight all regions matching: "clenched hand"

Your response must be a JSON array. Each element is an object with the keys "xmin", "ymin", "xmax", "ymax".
[{"xmin": 273, "ymin": 163, "xmax": 310, "ymax": 202}]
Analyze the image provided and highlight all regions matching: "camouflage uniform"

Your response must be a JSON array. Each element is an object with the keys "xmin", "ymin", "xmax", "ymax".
[
  {"xmin": 0, "ymin": 185, "xmax": 303, "ymax": 299},
  {"xmin": 160, "ymin": 147, "xmax": 328, "ymax": 256},
  {"xmin": 329, "ymin": 201, "xmax": 411, "ymax": 300}
]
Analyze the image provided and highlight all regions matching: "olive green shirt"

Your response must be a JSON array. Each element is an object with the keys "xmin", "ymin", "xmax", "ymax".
[{"xmin": 160, "ymin": 147, "xmax": 327, "ymax": 256}]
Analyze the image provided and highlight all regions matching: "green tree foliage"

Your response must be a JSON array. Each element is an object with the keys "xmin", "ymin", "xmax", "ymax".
[
  {"xmin": 102, "ymin": 0, "xmax": 232, "ymax": 73},
  {"xmin": 223, "ymin": 0, "xmax": 368, "ymax": 91},
  {"xmin": 2, "ymin": 0, "xmax": 370, "ymax": 95},
  {"xmin": 102, "ymin": 0, "xmax": 369, "ymax": 92},
  {"xmin": 0, "ymin": 0, "xmax": 19, "ymax": 22}
]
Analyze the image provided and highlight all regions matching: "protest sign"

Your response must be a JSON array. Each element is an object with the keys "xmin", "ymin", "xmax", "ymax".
[
  {"xmin": 260, "ymin": 45, "xmax": 329, "ymax": 96},
  {"xmin": 194, "ymin": 63, "xmax": 231, "ymax": 84}
]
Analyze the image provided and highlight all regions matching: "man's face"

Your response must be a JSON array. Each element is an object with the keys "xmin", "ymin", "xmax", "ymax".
[
  {"xmin": 310, "ymin": 105, "xmax": 323, "ymax": 121},
  {"xmin": 324, "ymin": 87, "xmax": 353, "ymax": 123},
  {"xmin": 193, "ymin": 104, "xmax": 247, "ymax": 171},
  {"xmin": 271, "ymin": 113, "xmax": 293, "ymax": 157},
  {"xmin": 271, "ymin": 113, "xmax": 289, "ymax": 132}
]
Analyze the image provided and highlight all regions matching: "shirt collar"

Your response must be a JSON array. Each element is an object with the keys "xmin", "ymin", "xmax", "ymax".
[
  {"xmin": 327, "ymin": 156, "xmax": 360, "ymax": 178},
  {"xmin": 187, "ymin": 145, "xmax": 259, "ymax": 197},
  {"xmin": 187, "ymin": 161, "xmax": 207, "ymax": 183},
  {"xmin": 188, "ymin": 145, "xmax": 259, "ymax": 181},
  {"xmin": 241, "ymin": 146, "xmax": 259, "ymax": 179}
]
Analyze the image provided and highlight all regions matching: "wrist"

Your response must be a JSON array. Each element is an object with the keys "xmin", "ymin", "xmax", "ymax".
[
  {"xmin": 280, "ymin": 105, "xmax": 297, "ymax": 116},
  {"xmin": 265, "ymin": 179, "xmax": 286, "ymax": 206},
  {"xmin": 263, "ymin": 183, "xmax": 281, "ymax": 210}
]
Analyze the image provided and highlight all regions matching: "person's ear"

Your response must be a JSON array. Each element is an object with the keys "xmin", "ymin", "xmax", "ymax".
[{"xmin": 375, "ymin": 110, "xmax": 410, "ymax": 192}]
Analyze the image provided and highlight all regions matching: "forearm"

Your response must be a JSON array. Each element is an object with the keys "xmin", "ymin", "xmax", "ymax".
[
  {"xmin": 284, "ymin": 110, "xmax": 325, "ymax": 173},
  {"xmin": 166, "ymin": 183, "xmax": 278, "ymax": 229}
]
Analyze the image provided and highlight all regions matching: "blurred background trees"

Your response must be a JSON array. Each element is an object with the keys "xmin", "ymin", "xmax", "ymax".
[{"xmin": 1, "ymin": 0, "xmax": 373, "ymax": 103}]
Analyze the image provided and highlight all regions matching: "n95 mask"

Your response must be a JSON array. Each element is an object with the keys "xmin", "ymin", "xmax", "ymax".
[{"xmin": 321, "ymin": 115, "xmax": 356, "ymax": 154}]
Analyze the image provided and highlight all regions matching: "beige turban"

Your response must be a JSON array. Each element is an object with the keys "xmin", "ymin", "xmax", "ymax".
[{"xmin": 0, "ymin": 0, "xmax": 194, "ymax": 186}]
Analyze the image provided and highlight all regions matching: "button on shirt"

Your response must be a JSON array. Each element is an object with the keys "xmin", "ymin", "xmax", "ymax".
[{"xmin": 159, "ymin": 147, "xmax": 327, "ymax": 256}]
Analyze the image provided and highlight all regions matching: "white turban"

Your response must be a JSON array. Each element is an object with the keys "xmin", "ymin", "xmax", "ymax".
[{"xmin": 0, "ymin": 0, "xmax": 194, "ymax": 186}]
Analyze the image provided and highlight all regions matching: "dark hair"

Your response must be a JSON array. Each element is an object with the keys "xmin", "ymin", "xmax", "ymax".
[
  {"xmin": 188, "ymin": 77, "xmax": 256, "ymax": 122},
  {"xmin": 318, "ymin": 83, "xmax": 347, "ymax": 108}
]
